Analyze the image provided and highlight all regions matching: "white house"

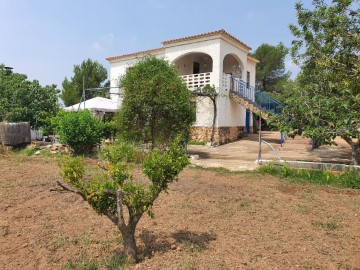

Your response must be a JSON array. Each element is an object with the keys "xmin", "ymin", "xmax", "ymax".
[{"xmin": 107, "ymin": 30, "xmax": 261, "ymax": 145}]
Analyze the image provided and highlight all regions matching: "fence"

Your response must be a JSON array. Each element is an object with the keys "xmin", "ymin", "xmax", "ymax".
[{"xmin": 0, "ymin": 122, "xmax": 31, "ymax": 146}]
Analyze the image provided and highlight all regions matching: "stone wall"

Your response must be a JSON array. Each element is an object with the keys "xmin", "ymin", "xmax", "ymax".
[{"xmin": 190, "ymin": 126, "xmax": 247, "ymax": 145}]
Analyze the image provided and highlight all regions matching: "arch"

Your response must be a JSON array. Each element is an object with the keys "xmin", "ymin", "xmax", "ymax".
[
  {"xmin": 172, "ymin": 52, "xmax": 213, "ymax": 76},
  {"xmin": 223, "ymin": 53, "xmax": 245, "ymax": 80}
]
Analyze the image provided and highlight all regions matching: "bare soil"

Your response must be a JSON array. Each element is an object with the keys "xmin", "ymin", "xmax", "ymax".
[{"xmin": 0, "ymin": 155, "xmax": 359, "ymax": 270}]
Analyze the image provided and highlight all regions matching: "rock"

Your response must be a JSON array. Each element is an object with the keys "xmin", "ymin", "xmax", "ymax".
[
  {"xmin": 50, "ymin": 151, "xmax": 57, "ymax": 154},
  {"xmin": 50, "ymin": 145, "xmax": 58, "ymax": 151},
  {"xmin": 176, "ymin": 246, "xmax": 182, "ymax": 251},
  {"xmin": 34, "ymin": 151, "xmax": 41, "ymax": 155},
  {"xmin": 190, "ymin": 155, "xmax": 199, "ymax": 160},
  {"xmin": 171, "ymin": 244, "xmax": 177, "ymax": 250},
  {"xmin": 0, "ymin": 224, "xmax": 9, "ymax": 237}
]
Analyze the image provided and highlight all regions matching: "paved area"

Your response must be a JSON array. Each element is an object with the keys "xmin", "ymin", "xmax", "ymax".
[{"xmin": 187, "ymin": 131, "xmax": 352, "ymax": 171}]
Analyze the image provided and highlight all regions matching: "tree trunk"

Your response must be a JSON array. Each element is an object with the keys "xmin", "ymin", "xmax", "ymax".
[
  {"xmin": 120, "ymin": 228, "xmax": 138, "ymax": 262},
  {"xmin": 343, "ymin": 136, "xmax": 359, "ymax": 165},
  {"xmin": 210, "ymin": 97, "xmax": 217, "ymax": 146},
  {"xmin": 350, "ymin": 141, "xmax": 359, "ymax": 166}
]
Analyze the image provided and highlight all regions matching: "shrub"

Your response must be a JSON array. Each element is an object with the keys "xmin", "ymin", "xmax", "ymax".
[{"xmin": 52, "ymin": 110, "xmax": 106, "ymax": 154}]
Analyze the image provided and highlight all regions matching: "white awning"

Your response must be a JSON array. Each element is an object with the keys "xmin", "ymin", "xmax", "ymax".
[{"xmin": 64, "ymin": 97, "xmax": 118, "ymax": 113}]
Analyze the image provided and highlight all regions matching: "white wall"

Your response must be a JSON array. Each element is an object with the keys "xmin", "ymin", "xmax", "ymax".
[
  {"xmin": 108, "ymin": 35, "xmax": 257, "ymax": 129},
  {"xmin": 214, "ymin": 39, "xmax": 254, "ymax": 128},
  {"xmin": 109, "ymin": 52, "xmax": 165, "ymax": 105}
]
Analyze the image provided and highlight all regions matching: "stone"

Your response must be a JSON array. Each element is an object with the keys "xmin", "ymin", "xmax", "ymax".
[
  {"xmin": 50, "ymin": 145, "xmax": 58, "ymax": 151},
  {"xmin": 171, "ymin": 244, "xmax": 177, "ymax": 250},
  {"xmin": 34, "ymin": 150, "xmax": 41, "ymax": 155},
  {"xmin": 190, "ymin": 155, "xmax": 199, "ymax": 160}
]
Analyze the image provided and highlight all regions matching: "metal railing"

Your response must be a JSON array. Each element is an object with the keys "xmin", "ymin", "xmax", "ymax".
[{"xmin": 230, "ymin": 77, "xmax": 283, "ymax": 114}]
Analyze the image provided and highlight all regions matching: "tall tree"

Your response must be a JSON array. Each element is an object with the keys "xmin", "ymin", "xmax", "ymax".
[
  {"xmin": 251, "ymin": 43, "xmax": 290, "ymax": 93},
  {"xmin": 273, "ymin": 0, "xmax": 360, "ymax": 165},
  {"xmin": 116, "ymin": 55, "xmax": 195, "ymax": 147},
  {"xmin": 61, "ymin": 59, "xmax": 108, "ymax": 107},
  {"xmin": 0, "ymin": 65, "xmax": 59, "ymax": 129}
]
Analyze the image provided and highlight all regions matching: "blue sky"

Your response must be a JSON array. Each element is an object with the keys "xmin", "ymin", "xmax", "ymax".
[{"xmin": 0, "ymin": 0, "xmax": 311, "ymax": 88}]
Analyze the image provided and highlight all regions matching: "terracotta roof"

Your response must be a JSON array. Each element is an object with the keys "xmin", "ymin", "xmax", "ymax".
[
  {"xmin": 162, "ymin": 29, "xmax": 252, "ymax": 50},
  {"xmin": 106, "ymin": 47, "xmax": 165, "ymax": 62},
  {"xmin": 247, "ymin": 55, "xmax": 260, "ymax": 63}
]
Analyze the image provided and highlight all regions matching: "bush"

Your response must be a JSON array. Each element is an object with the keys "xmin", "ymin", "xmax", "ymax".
[{"xmin": 52, "ymin": 110, "xmax": 106, "ymax": 154}]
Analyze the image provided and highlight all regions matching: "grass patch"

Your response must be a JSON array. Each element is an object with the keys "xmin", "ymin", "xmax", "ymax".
[
  {"xmin": 63, "ymin": 255, "xmax": 100, "ymax": 270},
  {"xmin": 188, "ymin": 140, "xmax": 206, "ymax": 146},
  {"xmin": 63, "ymin": 253, "xmax": 129, "ymax": 270},
  {"xmin": 189, "ymin": 164, "xmax": 246, "ymax": 175},
  {"xmin": 311, "ymin": 220, "xmax": 340, "ymax": 231},
  {"xmin": 257, "ymin": 163, "xmax": 360, "ymax": 189}
]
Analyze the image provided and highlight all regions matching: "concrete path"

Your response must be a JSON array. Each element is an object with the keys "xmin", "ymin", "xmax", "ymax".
[{"xmin": 187, "ymin": 131, "xmax": 352, "ymax": 171}]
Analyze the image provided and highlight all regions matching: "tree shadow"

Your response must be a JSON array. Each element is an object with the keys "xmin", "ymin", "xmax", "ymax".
[
  {"xmin": 139, "ymin": 229, "xmax": 172, "ymax": 257},
  {"xmin": 139, "ymin": 229, "xmax": 217, "ymax": 258}
]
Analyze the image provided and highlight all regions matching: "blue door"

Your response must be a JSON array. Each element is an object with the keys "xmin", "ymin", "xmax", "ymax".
[{"xmin": 246, "ymin": 110, "xmax": 251, "ymax": 134}]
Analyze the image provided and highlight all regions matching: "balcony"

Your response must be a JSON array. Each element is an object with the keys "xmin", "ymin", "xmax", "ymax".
[{"xmin": 180, "ymin": 72, "xmax": 212, "ymax": 90}]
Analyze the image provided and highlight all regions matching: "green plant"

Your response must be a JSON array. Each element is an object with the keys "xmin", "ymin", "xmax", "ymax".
[
  {"xmin": 52, "ymin": 110, "xmax": 106, "ymax": 154},
  {"xmin": 188, "ymin": 140, "xmax": 206, "ymax": 146},
  {"xmin": 19, "ymin": 146, "xmax": 37, "ymax": 156},
  {"xmin": 106, "ymin": 253, "xmax": 127, "ymax": 270},
  {"xmin": 272, "ymin": 0, "xmax": 360, "ymax": 165},
  {"xmin": 116, "ymin": 55, "xmax": 195, "ymax": 147},
  {"xmin": 58, "ymin": 137, "xmax": 189, "ymax": 262},
  {"xmin": 63, "ymin": 255, "xmax": 100, "ymax": 270},
  {"xmin": 258, "ymin": 163, "xmax": 360, "ymax": 189}
]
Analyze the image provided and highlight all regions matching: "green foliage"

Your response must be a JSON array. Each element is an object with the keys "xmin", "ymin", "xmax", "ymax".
[
  {"xmin": 53, "ymin": 110, "xmax": 106, "ymax": 154},
  {"xmin": 258, "ymin": 163, "xmax": 360, "ymax": 189},
  {"xmin": 250, "ymin": 43, "xmax": 290, "ymax": 94},
  {"xmin": 58, "ymin": 137, "xmax": 189, "ymax": 260},
  {"xmin": 0, "ymin": 64, "xmax": 59, "ymax": 129},
  {"xmin": 59, "ymin": 157, "xmax": 85, "ymax": 190},
  {"xmin": 273, "ymin": 0, "xmax": 360, "ymax": 164},
  {"xmin": 61, "ymin": 59, "xmax": 108, "ymax": 107},
  {"xmin": 188, "ymin": 140, "xmax": 206, "ymax": 145},
  {"xmin": 63, "ymin": 255, "xmax": 100, "ymax": 270},
  {"xmin": 116, "ymin": 55, "xmax": 195, "ymax": 147}
]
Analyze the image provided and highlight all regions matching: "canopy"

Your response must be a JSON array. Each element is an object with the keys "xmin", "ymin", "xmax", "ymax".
[{"xmin": 64, "ymin": 97, "xmax": 118, "ymax": 113}]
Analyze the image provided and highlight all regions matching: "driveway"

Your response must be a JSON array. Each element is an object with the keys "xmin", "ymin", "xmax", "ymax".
[{"xmin": 187, "ymin": 131, "xmax": 352, "ymax": 171}]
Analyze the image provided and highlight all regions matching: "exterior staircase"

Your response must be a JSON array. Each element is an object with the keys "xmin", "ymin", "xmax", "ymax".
[{"xmin": 229, "ymin": 77, "xmax": 283, "ymax": 119}]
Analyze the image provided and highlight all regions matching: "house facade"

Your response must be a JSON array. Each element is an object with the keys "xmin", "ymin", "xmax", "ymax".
[{"xmin": 107, "ymin": 30, "xmax": 259, "ymax": 145}]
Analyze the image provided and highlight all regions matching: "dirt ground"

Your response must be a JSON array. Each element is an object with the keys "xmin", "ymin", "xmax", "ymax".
[{"xmin": 0, "ymin": 155, "xmax": 359, "ymax": 270}]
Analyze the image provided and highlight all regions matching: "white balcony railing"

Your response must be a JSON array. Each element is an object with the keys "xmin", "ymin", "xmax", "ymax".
[{"xmin": 180, "ymin": 72, "xmax": 212, "ymax": 90}]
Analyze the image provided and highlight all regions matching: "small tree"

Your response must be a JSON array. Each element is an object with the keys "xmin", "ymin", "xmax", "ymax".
[
  {"xmin": 116, "ymin": 55, "xmax": 195, "ymax": 147},
  {"xmin": 53, "ymin": 110, "xmax": 106, "ymax": 154},
  {"xmin": 58, "ymin": 138, "xmax": 189, "ymax": 261}
]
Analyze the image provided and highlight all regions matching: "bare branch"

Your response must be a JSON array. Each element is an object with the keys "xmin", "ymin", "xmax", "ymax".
[
  {"xmin": 52, "ymin": 180, "xmax": 87, "ymax": 201},
  {"xmin": 98, "ymin": 162, "xmax": 108, "ymax": 171}
]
